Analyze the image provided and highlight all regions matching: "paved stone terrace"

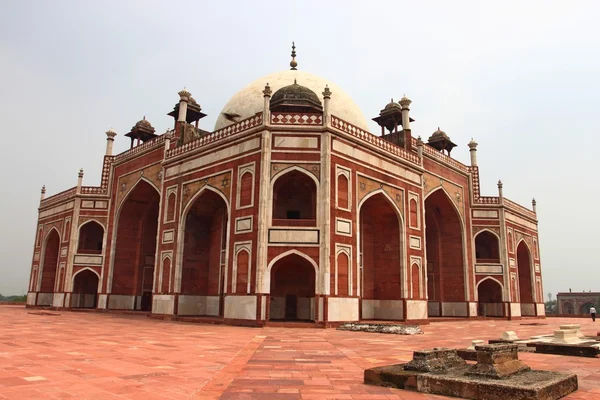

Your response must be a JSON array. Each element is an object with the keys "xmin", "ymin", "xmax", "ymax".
[{"xmin": 0, "ymin": 306, "xmax": 599, "ymax": 400}]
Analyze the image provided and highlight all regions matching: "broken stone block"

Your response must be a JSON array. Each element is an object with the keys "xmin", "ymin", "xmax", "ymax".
[
  {"xmin": 501, "ymin": 331, "xmax": 519, "ymax": 341},
  {"xmin": 404, "ymin": 347, "xmax": 466, "ymax": 372},
  {"xmin": 467, "ymin": 340, "xmax": 484, "ymax": 350},
  {"xmin": 467, "ymin": 343, "xmax": 530, "ymax": 379}
]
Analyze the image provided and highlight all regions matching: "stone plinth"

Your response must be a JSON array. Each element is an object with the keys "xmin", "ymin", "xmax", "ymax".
[
  {"xmin": 559, "ymin": 324, "xmax": 584, "ymax": 338},
  {"xmin": 404, "ymin": 348, "xmax": 466, "ymax": 372},
  {"xmin": 467, "ymin": 344, "xmax": 530, "ymax": 379},
  {"xmin": 364, "ymin": 343, "xmax": 579, "ymax": 400},
  {"xmin": 553, "ymin": 329, "xmax": 580, "ymax": 344}
]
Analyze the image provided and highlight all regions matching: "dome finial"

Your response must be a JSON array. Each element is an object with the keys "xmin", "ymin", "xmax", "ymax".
[{"xmin": 290, "ymin": 41, "xmax": 298, "ymax": 70}]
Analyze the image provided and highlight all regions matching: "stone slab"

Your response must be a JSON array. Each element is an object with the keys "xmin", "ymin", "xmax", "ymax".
[
  {"xmin": 365, "ymin": 364, "xmax": 578, "ymax": 400},
  {"xmin": 535, "ymin": 343, "xmax": 600, "ymax": 358}
]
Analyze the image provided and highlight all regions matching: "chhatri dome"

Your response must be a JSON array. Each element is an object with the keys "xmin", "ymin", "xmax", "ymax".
[{"xmin": 214, "ymin": 43, "xmax": 369, "ymax": 131}]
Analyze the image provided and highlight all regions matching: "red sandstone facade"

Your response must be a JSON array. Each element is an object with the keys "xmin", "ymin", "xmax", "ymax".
[
  {"xmin": 27, "ymin": 65, "xmax": 544, "ymax": 325},
  {"xmin": 557, "ymin": 292, "xmax": 599, "ymax": 315}
]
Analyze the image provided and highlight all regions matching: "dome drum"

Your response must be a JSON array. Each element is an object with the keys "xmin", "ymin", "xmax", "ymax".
[
  {"xmin": 214, "ymin": 70, "xmax": 369, "ymax": 131},
  {"xmin": 269, "ymin": 81, "xmax": 323, "ymax": 113}
]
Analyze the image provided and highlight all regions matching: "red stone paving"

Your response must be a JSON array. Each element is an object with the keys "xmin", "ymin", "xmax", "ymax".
[{"xmin": 1, "ymin": 306, "xmax": 599, "ymax": 399}]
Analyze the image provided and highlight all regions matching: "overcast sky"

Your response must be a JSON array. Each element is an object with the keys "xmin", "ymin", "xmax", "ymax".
[{"xmin": 1, "ymin": 1, "xmax": 598, "ymax": 298}]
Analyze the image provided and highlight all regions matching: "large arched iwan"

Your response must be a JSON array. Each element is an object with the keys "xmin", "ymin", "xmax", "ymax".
[
  {"xmin": 517, "ymin": 241, "xmax": 534, "ymax": 306},
  {"xmin": 180, "ymin": 189, "xmax": 228, "ymax": 315},
  {"xmin": 360, "ymin": 193, "xmax": 402, "ymax": 300},
  {"xmin": 269, "ymin": 253, "xmax": 316, "ymax": 321},
  {"xmin": 40, "ymin": 229, "xmax": 60, "ymax": 294},
  {"xmin": 425, "ymin": 189, "xmax": 465, "ymax": 306},
  {"xmin": 112, "ymin": 180, "xmax": 160, "ymax": 311}
]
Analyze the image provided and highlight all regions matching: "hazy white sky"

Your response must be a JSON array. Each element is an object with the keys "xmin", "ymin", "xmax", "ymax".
[{"xmin": 0, "ymin": 1, "xmax": 598, "ymax": 298}]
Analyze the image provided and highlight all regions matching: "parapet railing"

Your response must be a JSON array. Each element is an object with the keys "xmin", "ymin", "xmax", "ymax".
[
  {"xmin": 166, "ymin": 113, "xmax": 263, "ymax": 159},
  {"xmin": 114, "ymin": 134, "xmax": 167, "ymax": 164},
  {"xmin": 331, "ymin": 116, "xmax": 420, "ymax": 164},
  {"xmin": 39, "ymin": 187, "xmax": 77, "ymax": 209},
  {"xmin": 504, "ymin": 198, "xmax": 536, "ymax": 219},
  {"xmin": 80, "ymin": 155, "xmax": 115, "ymax": 195},
  {"xmin": 477, "ymin": 196, "xmax": 500, "ymax": 205},
  {"xmin": 271, "ymin": 112, "xmax": 323, "ymax": 125},
  {"xmin": 413, "ymin": 137, "xmax": 470, "ymax": 173}
]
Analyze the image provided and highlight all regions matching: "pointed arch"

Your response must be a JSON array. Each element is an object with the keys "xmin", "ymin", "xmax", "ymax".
[
  {"xmin": 358, "ymin": 188, "xmax": 406, "ymax": 305},
  {"xmin": 474, "ymin": 229, "xmax": 500, "ymax": 263},
  {"xmin": 337, "ymin": 173, "xmax": 349, "ymax": 209},
  {"xmin": 264, "ymin": 249, "xmax": 319, "ymax": 293},
  {"xmin": 410, "ymin": 261, "xmax": 421, "ymax": 299},
  {"xmin": 267, "ymin": 250, "xmax": 318, "ymax": 321},
  {"xmin": 180, "ymin": 185, "xmax": 231, "ymax": 221},
  {"xmin": 160, "ymin": 255, "xmax": 172, "ymax": 294},
  {"xmin": 515, "ymin": 238, "xmax": 532, "ymax": 254},
  {"xmin": 44, "ymin": 226, "xmax": 62, "ymax": 243},
  {"xmin": 72, "ymin": 267, "xmax": 101, "ymax": 281},
  {"xmin": 108, "ymin": 177, "xmax": 162, "ymax": 292},
  {"xmin": 30, "ymin": 267, "xmax": 39, "ymax": 292},
  {"xmin": 238, "ymin": 171, "xmax": 254, "ymax": 208},
  {"xmin": 119, "ymin": 176, "xmax": 161, "ymax": 208},
  {"xmin": 476, "ymin": 276, "xmax": 504, "ymax": 292},
  {"xmin": 38, "ymin": 227, "xmax": 61, "ymax": 294},
  {"xmin": 108, "ymin": 178, "xmax": 160, "ymax": 311},
  {"xmin": 234, "ymin": 249, "xmax": 250, "ymax": 294},
  {"xmin": 271, "ymin": 165, "xmax": 319, "ymax": 186},
  {"xmin": 175, "ymin": 184, "xmax": 231, "ymax": 295},
  {"xmin": 424, "ymin": 186, "xmax": 468, "ymax": 309},
  {"xmin": 424, "ymin": 186, "xmax": 466, "ymax": 227},
  {"xmin": 71, "ymin": 268, "xmax": 100, "ymax": 308},
  {"xmin": 477, "ymin": 276, "xmax": 504, "ymax": 317},
  {"xmin": 270, "ymin": 166, "xmax": 319, "ymax": 226},
  {"xmin": 77, "ymin": 220, "xmax": 105, "ymax": 254},
  {"xmin": 358, "ymin": 188, "xmax": 404, "ymax": 223},
  {"xmin": 516, "ymin": 239, "xmax": 535, "ymax": 306},
  {"xmin": 474, "ymin": 228, "xmax": 500, "ymax": 241},
  {"xmin": 165, "ymin": 192, "xmax": 176, "ymax": 222}
]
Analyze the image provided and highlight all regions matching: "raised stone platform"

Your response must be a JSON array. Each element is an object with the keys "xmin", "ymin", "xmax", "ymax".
[
  {"xmin": 365, "ymin": 345, "xmax": 578, "ymax": 400},
  {"xmin": 535, "ymin": 342, "xmax": 600, "ymax": 358},
  {"xmin": 488, "ymin": 326, "xmax": 600, "ymax": 358}
]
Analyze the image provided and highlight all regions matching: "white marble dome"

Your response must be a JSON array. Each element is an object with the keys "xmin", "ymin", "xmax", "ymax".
[{"xmin": 214, "ymin": 70, "xmax": 369, "ymax": 131}]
